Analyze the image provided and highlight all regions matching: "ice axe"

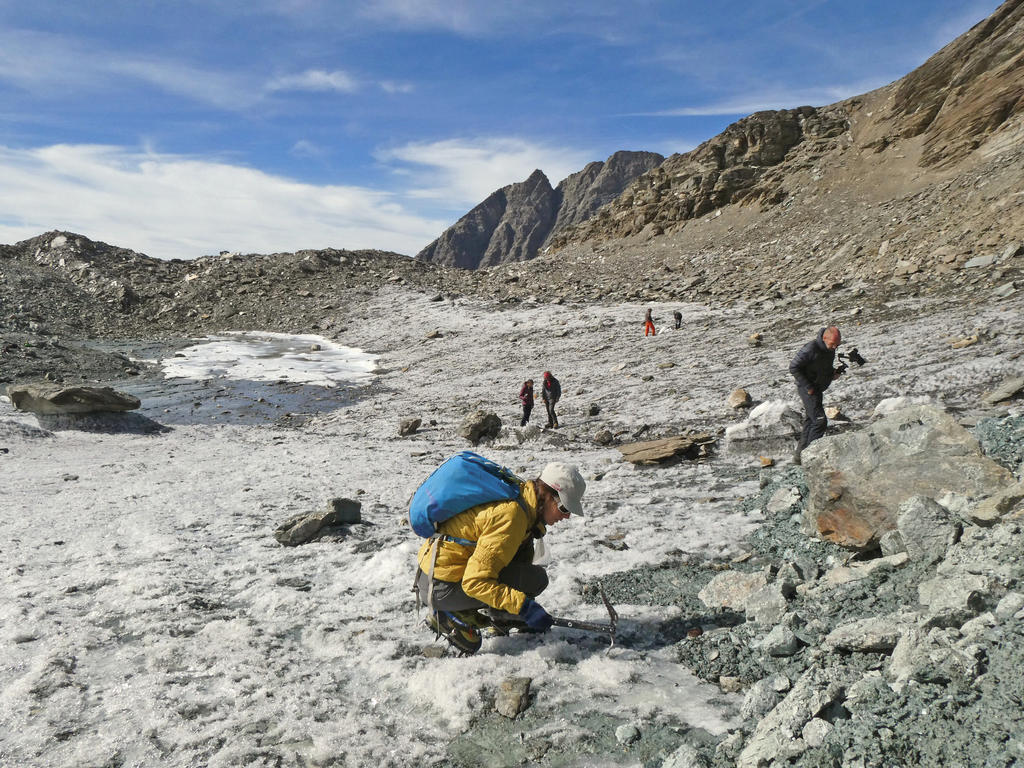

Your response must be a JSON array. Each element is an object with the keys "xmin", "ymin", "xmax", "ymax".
[{"xmin": 550, "ymin": 582, "xmax": 619, "ymax": 646}]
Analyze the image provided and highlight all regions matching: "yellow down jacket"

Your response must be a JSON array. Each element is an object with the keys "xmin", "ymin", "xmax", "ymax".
[{"xmin": 417, "ymin": 480, "xmax": 545, "ymax": 615}]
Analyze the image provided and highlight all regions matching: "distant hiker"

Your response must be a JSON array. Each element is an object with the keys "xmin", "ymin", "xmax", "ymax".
[
  {"xmin": 644, "ymin": 308, "xmax": 656, "ymax": 336},
  {"xmin": 519, "ymin": 379, "xmax": 534, "ymax": 426},
  {"xmin": 789, "ymin": 325, "xmax": 843, "ymax": 463},
  {"xmin": 673, "ymin": 310, "xmax": 682, "ymax": 330},
  {"xmin": 413, "ymin": 460, "xmax": 587, "ymax": 654},
  {"xmin": 542, "ymin": 371, "xmax": 561, "ymax": 428}
]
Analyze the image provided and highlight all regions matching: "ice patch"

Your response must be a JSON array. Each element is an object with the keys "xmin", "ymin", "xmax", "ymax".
[{"xmin": 160, "ymin": 331, "xmax": 377, "ymax": 387}]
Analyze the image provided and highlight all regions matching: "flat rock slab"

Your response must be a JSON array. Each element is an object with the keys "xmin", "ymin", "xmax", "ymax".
[
  {"xmin": 8, "ymin": 384, "xmax": 141, "ymax": 415},
  {"xmin": 982, "ymin": 376, "xmax": 1024, "ymax": 405},
  {"xmin": 617, "ymin": 433, "xmax": 714, "ymax": 464}
]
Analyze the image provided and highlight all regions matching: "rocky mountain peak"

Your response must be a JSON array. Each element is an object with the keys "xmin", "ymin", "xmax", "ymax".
[{"xmin": 416, "ymin": 150, "xmax": 663, "ymax": 269}]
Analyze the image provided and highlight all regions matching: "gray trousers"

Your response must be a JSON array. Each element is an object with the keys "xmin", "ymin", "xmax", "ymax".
[
  {"xmin": 797, "ymin": 387, "xmax": 827, "ymax": 451},
  {"xmin": 416, "ymin": 540, "xmax": 548, "ymax": 612}
]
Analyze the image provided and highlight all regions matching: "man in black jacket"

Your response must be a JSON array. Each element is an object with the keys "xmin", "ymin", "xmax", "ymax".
[
  {"xmin": 789, "ymin": 326, "xmax": 843, "ymax": 462},
  {"xmin": 541, "ymin": 371, "xmax": 561, "ymax": 428}
]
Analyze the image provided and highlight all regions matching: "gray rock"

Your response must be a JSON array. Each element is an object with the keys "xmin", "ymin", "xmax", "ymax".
[
  {"xmin": 992, "ymin": 282, "xmax": 1017, "ymax": 298},
  {"xmin": 458, "ymin": 410, "xmax": 502, "ymax": 445},
  {"xmin": 745, "ymin": 582, "xmax": 794, "ymax": 625},
  {"xmin": 801, "ymin": 405, "xmax": 1013, "ymax": 549},
  {"xmin": 766, "ymin": 486, "xmax": 801, "ymax": 517},
  {"xmin": 327, "ymin": 498, "xmax": 362, "ymax": 524},
  {"xmin": 741, "ymin": 677, "xmax": 787, "ymax": 720},
  {"xmin": 897, "ymin": 495, "xmax": 959, "ymax": 563},
  {"xmin": 820, "ymin": 553, "xmax": 909, "ymax": 586},
  {"xmin": 981, "ymin": 376, "xmax": 1024, "ymax": 405},
  {"xmin": 698, "ymin": 570, "xmax": 769, "ymax": 610},
  {"xmin": 274, "ymin": 506, "xmax": 358, "ymax": 546},
  {"xmin": 398, "ymin": 417, "xmax": 422, "ymax": 436},
  {"xmin": 918, "ymin": 573, "xmax": 989, "ymax": 626},
  {"xmin": 615, "ymin": 723, "xmax": 641, "ymax": 745},
  {"xmin": 588, "ymin": 403, "xmax": 601, "ymax": 416},
  {"xmin": 725, "ymin": 400, "xmax": 802, "ymax": 442},
  {"xmin": 995, "ymin": 592, "xmax": 1024, "ymax": 620},
  {"xmin": 878, "ymin": 529, "xmax": 906, "ymax": 556},
  {"xmin": 823, "ymin": 615, "xmax": 907, "ymax": 652},
  {"xmin": 801, "ymin": 718, "xmax": 832, "ymax": 748},
  {"xmin": 494, "ymin": 676, "xmax": 532, "ymax": 719},
  {"xmin": 594, "ymin": 428, "xmax": 614, "ymax": 446},
  {"xmin": 8, "ymin": 384, "xmax": 141, "ymax": 414},
  {"xmin": 967, "ymin": 479, "xmax": 1024, "ymax": 525},
  {"xmin": 757, "ymin": 625, "xmax": 801, "ymax": 656},
  {"xmin": 738, "ymin": 666, "xmax": 853, "ymax": 768},
  {"xmin": 964, "ymin": 253, "xmax": 997, "ymax": 268},
  {"xmin": 661, "ymin": 741, "xmax": 707, "ymax": 768},
  {"xmin": 871, "ymin": 395, "xmax": 934, "ymax": 417},
  {"xmin": 888, "ymin": 627, "xmax": 984, "ymax": 689}
]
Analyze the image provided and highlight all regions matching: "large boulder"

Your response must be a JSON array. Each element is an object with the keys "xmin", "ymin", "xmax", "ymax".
[
  {"xmin": 801, "ymin": 405, "xmax": 1013, "ymax": 550},
  {"xmin": 458, "ymin": 410, "xmax": 502, "ymax": 445},
  {"xmin": 7, "ymin": 384, "xmax": 141, "ymax": 414}
]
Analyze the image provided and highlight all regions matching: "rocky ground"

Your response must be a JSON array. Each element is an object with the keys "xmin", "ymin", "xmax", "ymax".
[{"xmin": 3, "ymin": 261, "xmax": 1023, "ymax": 766}]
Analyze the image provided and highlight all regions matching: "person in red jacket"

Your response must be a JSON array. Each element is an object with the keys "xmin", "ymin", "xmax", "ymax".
[
  {"xmin": 644, "ymin": 308, "xmax": 656, "ymax": 336},
  {"xmin": 519, "ymin": 379, "xmax": 534, "ymax": 426}
]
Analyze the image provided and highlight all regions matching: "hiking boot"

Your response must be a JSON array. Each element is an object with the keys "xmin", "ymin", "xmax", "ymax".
[
  {"xmin": 427, "ymin": 610, "xmax": 484, "ymax": 655},
  {"xmin": 480, "ymin": 608, "xmax": 535, "ymax": 635}
]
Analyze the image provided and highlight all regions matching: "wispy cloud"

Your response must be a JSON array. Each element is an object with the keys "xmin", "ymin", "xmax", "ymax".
[
  {"xmin": 266, "ymin": 69, "xmax": 360, "ymax": 93},
  {"xmin": 288, "ymin": 139, "xmax": 324, "ymax": 158},
  {"xmin": 265, "ymin": 69, "xmax": 415, "ymax": 96},
  {"xmin": 376, "ymin": 137, "xmax": 595, "ymax": 206},
  {"xmin": 636, "ymin": 79, "xmax": 890, "ymax": 117},
  {"xmin": 0, "ymin": 144, "xmax": 446, "ymax": 258},
  {"xmin": 0, "ymin": 28, "xmax": 261, "ymax": 110}
]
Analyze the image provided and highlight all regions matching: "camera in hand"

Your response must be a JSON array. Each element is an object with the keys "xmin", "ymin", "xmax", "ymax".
[{"xmin": 836, "ymin": 347, "xmax": 866, "ymax": 375}]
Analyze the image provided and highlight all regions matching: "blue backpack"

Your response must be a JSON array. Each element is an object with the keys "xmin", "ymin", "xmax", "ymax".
[{"xmin": 409, "ymin": 451, "xmax": 524, "ymax": 538}]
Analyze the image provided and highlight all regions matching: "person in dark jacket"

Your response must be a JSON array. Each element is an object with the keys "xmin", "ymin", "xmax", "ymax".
[
  {"xmin": 789, "ymin": 326, "xmax": 843, "ymax": 461},
  {"xmin": 673, "ymin": 310, "xmax": 682, "ymax": 330},
  {"xmin": 541, "ymin": 371, "xmax": 561, "ymax": 428},
  {"xmin": 519, "ymin": 379, "xmax": 534, "ymax": 426}
]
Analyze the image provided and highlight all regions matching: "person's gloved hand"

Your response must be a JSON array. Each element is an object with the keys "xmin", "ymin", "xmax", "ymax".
[{"xmin": 518, "ymin": 598, "xmax": 553, "ymax": 631}]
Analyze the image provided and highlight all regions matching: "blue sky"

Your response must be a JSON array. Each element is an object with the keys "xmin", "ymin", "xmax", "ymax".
[{"xmin": 0, "ymin": 0, "xmax": 1001, "ymax": 259}]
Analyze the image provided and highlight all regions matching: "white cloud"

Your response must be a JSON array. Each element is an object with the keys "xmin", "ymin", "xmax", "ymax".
[
  {"xmin": 379, "ymin": 80, "xmax": 415, "ymax": 94},
  {"xmin": 0, "ymin": 29, "xmax": 260, "ymax": 110},
  {"xmin": 266, "ymin": 69, "xmax": 361, "ymax": 93},
  {"xmin": 638, "ymin": 79, "xmax": 890, "ymax": 117},
  {"xmin": 288, "ymin": 139, "xmax": 324, "ymax": 158},
  {"xmin": 376, "ymin": 137, "xmax": 594, "ymax": 206},
  {"xmin": 0, "ymin": 144, "xmax": 447, "ymax": 259}
]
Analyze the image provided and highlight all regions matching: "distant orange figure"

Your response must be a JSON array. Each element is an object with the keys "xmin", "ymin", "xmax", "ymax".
[{"xmin": 643, "ymin": 308, "xmax": 656, "ymax": 336}]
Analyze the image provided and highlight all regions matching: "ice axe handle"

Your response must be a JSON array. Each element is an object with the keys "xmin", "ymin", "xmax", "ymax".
[{"xmin": 550, "ymin": 617, "xmax": 616, "ymax": 644}]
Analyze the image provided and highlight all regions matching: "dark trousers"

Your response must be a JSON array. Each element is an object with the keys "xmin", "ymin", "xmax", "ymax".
[
  {"xmin": 544, "ymin": 399, "xmax": 558, "ymax": 427},
  {"xmin": 417, "ymin": 540, "xmax": 547, "ymax": 612},
  {"xmin": 521, "ymin": 400, "xmax": 533, "ymax": 426},
  {"xmin": 797, "ymin": 387, "xmax": 827, "ymax": 451}
]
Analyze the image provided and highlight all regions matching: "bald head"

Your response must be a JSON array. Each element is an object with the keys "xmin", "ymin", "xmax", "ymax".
[{"xmin": 823, "ymin": 326, "xmax": 841, "ymax": 350}]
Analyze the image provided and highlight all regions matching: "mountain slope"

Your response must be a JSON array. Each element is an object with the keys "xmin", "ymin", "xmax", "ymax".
[{"xmin": 551, "ymin": 0, "xmax": 1024, "ymax": 250}]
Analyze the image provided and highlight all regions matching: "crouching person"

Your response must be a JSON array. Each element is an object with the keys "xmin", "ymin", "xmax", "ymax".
[{"xmin": 413, "ymin": 461, "xmax": 586, "ymax": 654}]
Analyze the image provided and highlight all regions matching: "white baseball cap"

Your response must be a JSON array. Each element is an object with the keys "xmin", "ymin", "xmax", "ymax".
[{"xmin": 539, "ymin": 462, "xmax": 586, "ymax": 517}]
